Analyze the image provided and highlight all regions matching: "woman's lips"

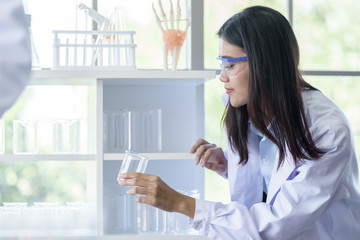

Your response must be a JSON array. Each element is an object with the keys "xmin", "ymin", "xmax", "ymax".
[{"xmin": 226, "ymin": 88, "xmax": 233, "ymax": 94}]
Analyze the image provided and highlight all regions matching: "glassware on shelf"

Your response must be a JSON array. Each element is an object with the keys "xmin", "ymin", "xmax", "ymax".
[
  {"xmin": 1, "ymin": 202, "xmax": 28, "ymax": 234},
  {"xmin": 112, "ymin": 110, "xmax": 130, "ymax": 152},
  {"xmin": 0, "ymin": 119, "xmax": 4, "ymax": 154},
  {"xmin": 103, "ymin": 192, "xmax": 116, "ymax": 232},
  {"xmin": 129, "ymin": 108, "xmax": 162, "ymax": 152},
  {"xmin": 30, "ymin": 202, "xmax": 61, "ymax": 232},
  {"xmin": 170, "ymin": 190, "xmax": 200, "ymax": 235},
  {"xmin": 3, "ymin": 202, "xmax": 28, "ymax": 208},
  {"xmin": 33, "ymin": 202, "xmax": 59, "ymax": 208},
  {"xmin": 138, "ymin": 204, "xmax": 169, "ymax": 234},
  {"xmin": 146, "ymin": 108, "xmax": 162, "ymax": 152},
  {"xmin": 103, "ymin": 111, "xmax": 110, "ymax": 153},
  {"xmin": 104, "ymin": 108, "xmax": 162, "ymax": 153},
  {"xmin": 66, "ymin": 202, "xmax": 95, "ymax": 233},
  {"xmin": 0, "ymin": 206, "xmax": 5, "ymax": 231},
  {"xmin": 114, "ymin": 193, "xmax": 137, "ymax": 233},
  {"xmin": 25, "ymin": 14, "xmax": 41, "ymax": 69},
  {"xmin": 0, "ymin": 201, "xmax": 96, "ymax": 236},
  {"xmin": 104, "ymin": 110, "xmax": 130, "ymax": 153},
  {"xmin": 53, "ymin": 119, "xmax": 80, "ymax": 154},
  {"xmin": 13, "ymin": 120, "xmax": 38, "ymax": 154}
]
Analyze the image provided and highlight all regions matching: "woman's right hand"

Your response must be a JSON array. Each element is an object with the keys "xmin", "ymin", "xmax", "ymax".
[{"xmin": 190, "ymin": 138, "xmax": 227, "ymax": 176}]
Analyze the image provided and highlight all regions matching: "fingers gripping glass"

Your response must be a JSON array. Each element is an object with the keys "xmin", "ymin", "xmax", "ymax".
[
  {"xmin": 216, "ymin": 56, "xmax": 247, "ymax": 76},
  {"xmin": 117, "ymin": 150, "xmax": 149, "ymax": 182}
]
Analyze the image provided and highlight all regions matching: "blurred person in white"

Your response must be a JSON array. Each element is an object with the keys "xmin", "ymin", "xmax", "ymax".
[
  {"xmin": 0, "ymin": 0, "xmax": 31, "ymax": 117},
  {"xmin": 119, "ymin": 6, "xmax": 360, "ymax": 240}
]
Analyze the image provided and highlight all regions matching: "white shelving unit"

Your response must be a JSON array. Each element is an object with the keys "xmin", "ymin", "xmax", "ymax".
[
  {"xmin": 0, "ymin": 69, "xmax": 215, "ymax": 239},
  {"xmin": 0, "ymin": 154, "xmax": 96, "ymax": 161},
  {"xmin": 104, "ymin": 153, "xmax": 195, "ymax": 161}
]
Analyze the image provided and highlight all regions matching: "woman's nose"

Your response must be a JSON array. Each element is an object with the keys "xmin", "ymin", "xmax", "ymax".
[{"xmin": 219, "ymin": 71, "xmax": 229, "ymax": 83}]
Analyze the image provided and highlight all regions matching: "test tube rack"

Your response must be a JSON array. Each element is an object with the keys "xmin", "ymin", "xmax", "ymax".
[{"xmin": 52, "ymin": 30, "xmax": 136, "ymax": 70}]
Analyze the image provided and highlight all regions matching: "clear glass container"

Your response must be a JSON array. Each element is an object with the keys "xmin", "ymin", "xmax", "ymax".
[
  {"xmin": 0, "ymin": 119, "xmax": 5, "ymax": 154},
  {"xmin": 13, "ymin": 120, "xmax": 38, "ymax": 154},
  {"xmin": 117, "ymin": 150, "xmax": 149, "ymax": 182},
  {"xmin": 53, "ymin": 119, "xmax": 80, "ymax": 154}
]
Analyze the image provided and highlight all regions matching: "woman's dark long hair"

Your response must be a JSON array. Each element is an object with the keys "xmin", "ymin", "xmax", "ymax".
[{"xmin": 218, "ymin": 6, "xmax": 324, "ymax": 168}]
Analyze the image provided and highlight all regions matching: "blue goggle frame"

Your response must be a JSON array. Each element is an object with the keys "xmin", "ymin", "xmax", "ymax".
[{"xmin": 216, "ymin": 56, "xmax": 247, "ymax": 62}]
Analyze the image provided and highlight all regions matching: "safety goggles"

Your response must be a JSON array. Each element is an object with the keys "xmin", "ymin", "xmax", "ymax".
[{"xmin": 216, "ymin": 56, "xmax": 247, "ymax": 76}]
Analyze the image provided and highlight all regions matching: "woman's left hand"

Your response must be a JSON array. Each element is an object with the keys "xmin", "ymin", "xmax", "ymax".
[{"xmin": 118, "ymin": 172, "xmax": 195, "ymax": 218}]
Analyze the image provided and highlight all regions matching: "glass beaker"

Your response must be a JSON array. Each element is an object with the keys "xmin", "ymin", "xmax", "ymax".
[
  {"xmin": 128, "ymin": 109, "xmax": 142, "ymax": 152},
  {"xmin": 138, "ymin": 204, "xmax": 168, "ymax": 234},
  {"xmin": 116, "ymin": 150, "xmax": 149, "ymax": 234},
  {"xmin": 13, "ymin": 120, "xmax": 38, "ymax": 154},
  {"xmin": 170, "ymin": 190, "xmax": 200, "ymax": 235},
  {"xmin": 129, "ymin": 108, "xmax": 162, "ymax": 152},
  {"xmin": 3, "ymin": 202, "xmax": 28, "ymax": 231},
  {"xmin": 145, "ymin": 108, "xmax": 162, "ymax": 152},
  {"xmin": 112, "ymin": 110, "xmax": 130, "ymax": 152},
  {"xmin": 0, "ymin": 119, "xmax": 4, "ymax": 154},
  {"xmin": 65, "ymin": 202, "xmax": 93, "ymax": 232},
  {"xmin": 103, "ymin": 111, "xmax": 110, "ymax": 153},
  {"xmin": 117, "ymin": 150, "xmax": 149, "ymax": 183},
  {"xmin": 53, "ymin": 119, "xmax": 80, "ymax": 154},
  {"xmin": 114, "ymin": 193, "xmax": 138, "ymax": 233},
  {"xmin": 3, "ymin": 202, "xmax": 28, "ymax": 208}
]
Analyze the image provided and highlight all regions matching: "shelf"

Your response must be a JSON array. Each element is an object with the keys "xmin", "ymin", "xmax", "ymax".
[
  {"xmin": 0, "ymin": 154, "xmax": 96, "ymax": 162},
  {"xmin": 30, "ymin": 70, "xmax": 216, "ymax": 86},
  {"xmin": 104, "ymin": 153, "xmax": 195, "ymax": 161},
  {"xmin": 5, "ymin": 235, "xmax": 210, "ymax": 240},
  {"xmin": 90, "ymin": 235, "xmax": 209, "ymax": 240}
]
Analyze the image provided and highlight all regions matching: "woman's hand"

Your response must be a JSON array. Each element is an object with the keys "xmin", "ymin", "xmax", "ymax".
[
  {"xmin": 190, "ymin": 138, "xmax": 227, "ymax": 176},
  {"xmin": 118, "ymin": 172, "xmax": 195, "ymax": 218}
]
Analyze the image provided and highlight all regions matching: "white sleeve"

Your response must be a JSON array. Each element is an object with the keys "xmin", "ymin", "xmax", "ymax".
[
  {"xmin": 190, "ymin": 143, "xmax": 356, "ymax": 240},
  {"xmin": 219, "ymin": 148, "xmax": 228, "ymax": 179},
  {"xmin": 0, "ymin": 0, "xmax": 31, "ymax": 117}
]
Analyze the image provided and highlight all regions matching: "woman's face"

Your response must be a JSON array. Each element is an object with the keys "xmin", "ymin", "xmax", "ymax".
[{"xmin": 218, "ymin": 38, "xmax": 249, "ymax": 108}]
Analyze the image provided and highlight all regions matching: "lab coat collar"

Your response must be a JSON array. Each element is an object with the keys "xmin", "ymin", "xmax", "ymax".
[{"xmin": 248, "ymin": 119, "xmax": 274, "ymax": 139}]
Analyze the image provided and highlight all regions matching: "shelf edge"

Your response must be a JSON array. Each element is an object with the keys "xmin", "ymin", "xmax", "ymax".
[
  {"xmin": 0, "ymin": 154, "xmax": 96, "ymax": 161},
  {"xmin": 104, "ymin": 152, "xmax": 195, "ymax": 161}
]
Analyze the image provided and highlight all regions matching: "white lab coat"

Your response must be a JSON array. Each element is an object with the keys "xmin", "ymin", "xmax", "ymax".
[
  {"xmin": 190, "ymin": 90, "xmax": 360, "ymax": 239},
  {"xmin": 0, "ymin": 0, "xmax": 31, "ymax": 117}
]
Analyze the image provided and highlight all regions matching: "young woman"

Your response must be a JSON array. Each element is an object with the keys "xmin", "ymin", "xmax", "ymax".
[{"xmin": 119, "ymin": 6, "xmax": 360, "ymax": 239}]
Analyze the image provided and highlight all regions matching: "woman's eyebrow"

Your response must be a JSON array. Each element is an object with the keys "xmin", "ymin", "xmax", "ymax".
[{"xmin": 219, "ymin": 55, "xmax": 235, "ymax": 58}]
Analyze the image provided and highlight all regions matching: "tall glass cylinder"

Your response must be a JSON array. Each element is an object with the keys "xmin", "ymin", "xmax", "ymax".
[
  {"xmin": 0, "ymin": 120, "xmax": 4, "ymax": 154},
  {"xmin": 129, "ymin": 108, "xmax": 162, "ymax": 152},
  {"xmin": 13, "ymin": 120, "xmax": 38, "ymax": 154},
  {"xmin": 138, "ymin": 204, "xmax": 168, "ymax": 234},
  {"xmin": 53, "ymin": 119, "xmax": 80, "ymax": 154}
]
